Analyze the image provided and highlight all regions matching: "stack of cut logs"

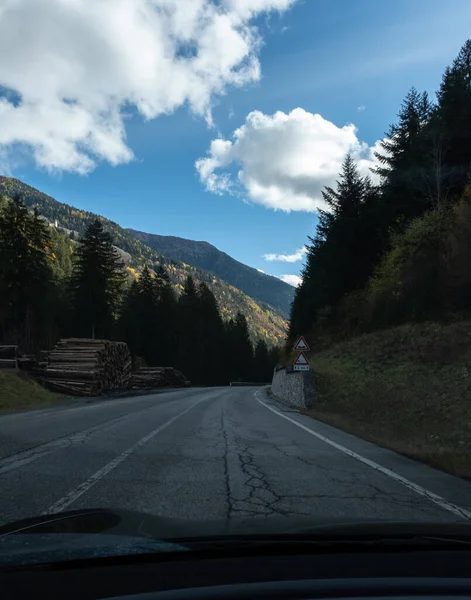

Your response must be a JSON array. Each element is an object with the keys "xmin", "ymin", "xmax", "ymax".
[
  {"xmin": 132, "ymin": 367, "xmax": 189, "ymax": 390},
  {"xmin": 0, "ymin": 345, "xmax": 18, "ymax": 370},
  {"xmin": 40, "ymin": 338, "xmax": 131, "ymax": 396}
]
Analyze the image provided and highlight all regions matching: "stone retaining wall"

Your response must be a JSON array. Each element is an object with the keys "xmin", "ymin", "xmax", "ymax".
[{"xmin": 271, "ymin": 366, "xmax": 315, "ymax": 409}]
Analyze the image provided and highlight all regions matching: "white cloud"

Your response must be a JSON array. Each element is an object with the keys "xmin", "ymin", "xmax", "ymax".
[
  {"xmin": 0, "ymin": 0, "xmax": 296, "ymax": 173},
  {"xmin": 279, "ymin": 274, "xmax": 302, "ymax": 287},
  {"xmin": 257, "ymin": 268, "xmax": 265, "ymax": 273},
  {"xmin": 196, "ymin": 108, "xmax": 381, "ymax": 212},
  {"xmin": 357, "ymin": 105, "xmax": 366, "ymax": 112},
  {"xmin": 264, "ymin": 246, "xmax": 306, "ymax": 262}
]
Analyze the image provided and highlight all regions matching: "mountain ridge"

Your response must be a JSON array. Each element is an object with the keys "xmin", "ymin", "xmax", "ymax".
[
  {"xmin": 126, "ymin": 229, "xmax": 294, "ymax": 315},
  {"xmin": 0, "ymin": 176, "xmax": 287, "ymax": 345}
]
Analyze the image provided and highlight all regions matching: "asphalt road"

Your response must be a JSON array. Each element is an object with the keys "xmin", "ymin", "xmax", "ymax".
[{"xmin": 1, "ymin": 386, "xmax": 471, "ymax": 527}]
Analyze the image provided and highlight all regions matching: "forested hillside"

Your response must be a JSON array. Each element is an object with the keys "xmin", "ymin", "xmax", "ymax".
[
  {"xmin": 0, "ymin": 199, "xmax": 279, "ymax": 385},
  {"xmin": 0, "ymin": 177, "xmax": 287, "ymax": 346},
  {"xmin": 127, "ymin": 229, "xmax": 294, "ymax": 314},
  {"xmin": 290, "ymin": 39, "xmax": 471, "ymax": 350}
]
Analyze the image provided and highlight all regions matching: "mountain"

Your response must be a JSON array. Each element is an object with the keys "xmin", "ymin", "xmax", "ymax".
[
  {"xmin": 0, "ymin": 177, "xmax": 287, "ymax": 345},
  {"xmin": 127, "ymin": 230, "xmax": 294, "ymax": 315}
]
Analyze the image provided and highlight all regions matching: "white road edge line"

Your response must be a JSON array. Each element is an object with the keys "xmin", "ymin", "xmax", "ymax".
[
  {"xmin": 44, "ymin": 398, "xmax": 206, "ymax": 515},
  {"xmin": 255, "ymin": 390, "xmax": 471, "ymax": 521}
]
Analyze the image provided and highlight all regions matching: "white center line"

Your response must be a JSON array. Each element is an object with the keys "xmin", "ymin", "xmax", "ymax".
[
  {"xmin": 44, "ymin": 397, "xmax": 207, "ymax": 515},
  {"xmin": 255, "ymin": 390, "xmax": 471, "ymax": 521}
]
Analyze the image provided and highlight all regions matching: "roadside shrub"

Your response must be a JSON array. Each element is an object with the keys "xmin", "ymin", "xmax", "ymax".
[
  {"xmin": 365, "ymin": 207, "xmax": 450, "ymax": 328},
  {"xmin": 443, "ymin": 185, "xmax": 471, "ymax": 312},
  {"xmin": 331, "ymin": 290, "xmax": 368, "ymax": 337}
]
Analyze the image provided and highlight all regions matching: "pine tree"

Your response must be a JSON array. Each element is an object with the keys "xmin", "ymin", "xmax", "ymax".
[
  {"xmin": 119, "ymin": 279, "xmax": 141, "ymax": 358},
  {"xmin": 197, "ymin": 282, "xmax": 225, "ymax": 384},
  {"xmin": 289, "ymin": 155, "xmax": 384, "ymax": 337},
  {"xmin": 223, "ymin": 318, "xmax": 236, "ymax": 384},
  {"xmin": 436, "ymin": 39, "xmax": 471, "ymax": 198},
  {"xmin": 375, "ymin": 88, "xmax": 432, "ymax": 178},
  {"xmin": 154, "ymin": 265, "xmax": 171, "ymax": 289},
  {"xmin": 28, "ymin": 208, "xmax": 57, "ymax": 342},
  {"xmin": 69, "ymin": 219, "xmax": 125, "ymax": 339},
  {"xmin": 230, "ymin": 312, "xmax": 253, "ymax": 382},
  {"xmin": 288, "ymin": 282, "xmax": 307, "ymax": 339},
  {"xmin": 136, "ymin": 267, "xmax": 160, "ymax": 364},
  {"xmin": 0, "ymin": 197, "xmax": 56, "ymax": 349},
  {"xmin": 119, "ymin": 266, "xmax": 178, "ymax": 368},
  {"xmin": 374, "ymin": 87, "xmax": 433, "ymax": 226},
  {"xmin": 0, "ymin": 198, "xmax": 32, "ymax": 333},
  {"xmin": 304, "ymin": 157, "xmax": 375, "ymax": 320},
  {"xmin": 289, "ymin": 38, "xmax": 471, "ymax": 344},
  {"xmin": 176, "ymin": 276, "xmax": 200, "ymax": 383},
  {"xmin": 153, "ymin": 265, "xmax": 177, "ymax": 366}
]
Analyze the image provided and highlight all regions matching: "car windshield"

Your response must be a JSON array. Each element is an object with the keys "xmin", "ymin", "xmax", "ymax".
[{"xmin": 0, "ymin": 0, "xmax": 471, "ymax": 562}]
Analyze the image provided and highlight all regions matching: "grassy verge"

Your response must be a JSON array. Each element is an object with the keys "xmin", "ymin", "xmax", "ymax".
[
  {"xmin": 0, "ymin": 370, "xmax": 63, "ymax": 412},
  {"xmin": 304, "ymin": 320, "xmax": 471, "ymax": 479}
]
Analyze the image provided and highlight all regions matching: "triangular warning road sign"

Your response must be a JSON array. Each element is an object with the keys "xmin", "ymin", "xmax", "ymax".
[
  {"xmin": 294, "ymin": 335, "xmax": 310, "ymax": 352},
  {"xmin": 294, "ymin": 351, "xmax": 309, "ymax": 365}
]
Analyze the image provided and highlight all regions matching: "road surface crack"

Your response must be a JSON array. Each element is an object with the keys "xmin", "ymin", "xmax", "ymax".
[
  {"xmin": 271, "ymin": 443, "xmax": 439, "ymax": 513},
  {"xmin": 221, "ymin": 405, "xmax": 293, "ymax": 518},
  {"xmin": 221, "ymin": 410, "xmax": 234, "ymax": 520}
]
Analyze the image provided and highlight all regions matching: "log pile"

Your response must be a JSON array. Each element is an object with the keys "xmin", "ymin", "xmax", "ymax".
[
  {"xmin": 39, "ymin": 339, "xmax": 131, "ymax": 396},
  {"xmin": 132, "ymin": 367, "xmax": 189, "ymax": 390},
  {"xmin": 0, "ymin": 346, "xmax": 18, "ymax": 370},
  {"xmin": 17, "ymin": 355, "xmax": 36, "ymax": 371},
  {"xmin": 37, "ymin": 350, "xmax": 50, "ymax": 372}
]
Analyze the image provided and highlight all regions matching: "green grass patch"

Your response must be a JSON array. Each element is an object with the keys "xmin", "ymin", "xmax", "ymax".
[
  {"xmin": 0, "ymin": 371, "xmax": 63, "ymax": 412},
  {"xmin": 305, "ymin": 321, "xmax": 471, "ymax": 479}
]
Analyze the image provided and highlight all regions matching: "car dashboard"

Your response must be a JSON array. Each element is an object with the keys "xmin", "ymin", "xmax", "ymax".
[{"xmin": 2, "ymin": 541, "xmax": 471, "ymax": 600}]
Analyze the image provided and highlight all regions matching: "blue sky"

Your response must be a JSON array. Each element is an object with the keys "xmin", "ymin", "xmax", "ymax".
[{"xmin": 2, "ymin": 0, "xmax": 471, "ymax": 286}]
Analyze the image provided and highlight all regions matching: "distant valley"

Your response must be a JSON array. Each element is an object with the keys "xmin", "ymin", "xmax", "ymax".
[
  {"xmin": 0, "ymin": 177, "xmax": 288, "ymax": 345},
  {"xmin": 127, "ymin": 230, "xmax": 294, "ymax": 315}
]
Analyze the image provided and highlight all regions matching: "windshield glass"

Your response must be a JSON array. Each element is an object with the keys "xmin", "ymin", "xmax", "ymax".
[{"xmin": 1, "ymin": 0, "xmax": 471, "ymax": 562}]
